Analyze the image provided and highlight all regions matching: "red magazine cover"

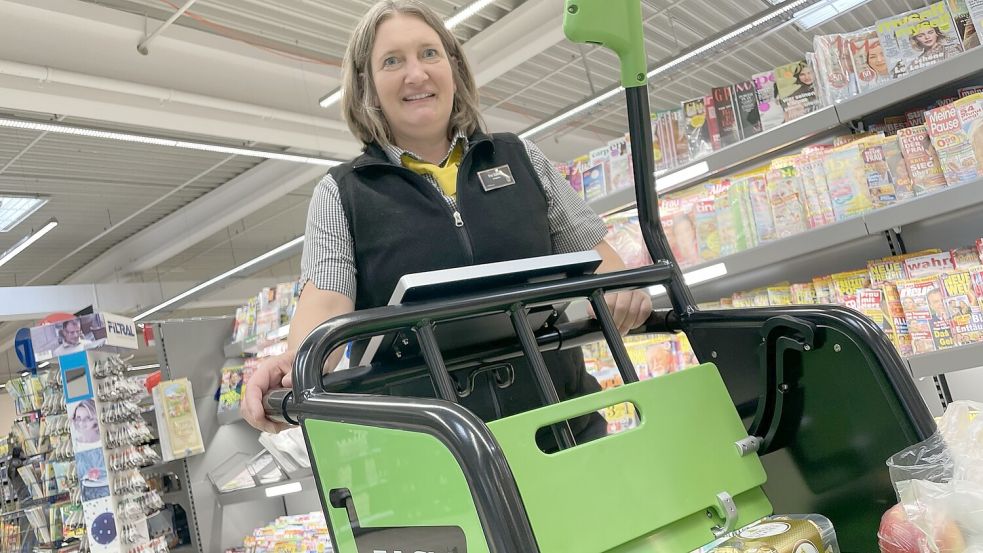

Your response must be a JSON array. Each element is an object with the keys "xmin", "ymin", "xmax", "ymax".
[
  {"xmin": 704, "ymin": 94, "xmax": 722, "ymax": 151},
  {"xmin": 904, "ymin": 250, "xmax": 956, "ymax": 277}
]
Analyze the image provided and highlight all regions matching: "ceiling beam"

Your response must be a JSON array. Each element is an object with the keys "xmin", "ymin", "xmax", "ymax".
[{"xmin": 464, "ymin": 0, "xmax": 566, "ymax": 87}]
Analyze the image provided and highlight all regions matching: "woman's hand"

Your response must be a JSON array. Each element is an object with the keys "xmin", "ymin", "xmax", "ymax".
[
  {"xmin": 591, "ymin": 289, "xmax": 653, "ymax": 335},
  {"xmin": 241, "ymin": 351, "xmax": 295, "ymax": 434}
]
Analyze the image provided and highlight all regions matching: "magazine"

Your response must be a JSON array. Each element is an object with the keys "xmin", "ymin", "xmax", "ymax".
[
  {"xmin": 832, "ymin": 269, "xmax": 872, "ymax": 307},
  {"xmin": 705, "ymin": 94, "xmax": 722, "ymax": 151},
  {"xmin": 791, "ymin": 283, "xmax": 818, "ymax": 304},
  {"xmin": 765, "ymin": 159, "xmax": 807, "ymax": 238},
  {"xmin": 607, "ymin": 136, "xmax": 633, "ymax": 192},
  {"xmin": 880, "ymin": 135, "xmax": 915, "ymax": 200},
  {"xmin": 924, "ymin": 93, "xmax": 983, "ymax": 186},
  {"xmin": 947, "ymin": 0, "xmax": 981, "ymax": 49},
  {"xmin": 952, "ymin": 246, "xmax": 983, "ymax": 269},
  {"xmin": 604, "ymin": 213, "xmax": 652, "ymax": 269},
  {"xmin": 869, "ymin": 258, "xmax": 908, "ymax": 287},
  {"xmin": 682, "ymin": 97, "xmax": 713, "ymax": 159},
  {"xmin": 711, "ymin": 86, "xmax": 741, "ymax": 148},
  {"xmin": 824, "ymin": 142, "xmax": 873, "ymax": 220},
  {"xmin": 802, "ymin": 145, "xmax": 837, "ymax": 224},
  {"xmin": 794, "ymin": 152, "xmax": 833, "ymax": 229},
  {"xmin": 858, "ymin": 288, "xmax": 897, "ymax": 343},
  {"xmin": 660, "ymin": 195, "xmax": 701, "ymax": 268},
  {"xmin": 582, "ymin": 147, "xmax": 609, "ymax": 202},
  {"xmin": 858, "ymin": 137, "xmax": 899, "ymax": 208},
  {"xmin": 897, "ymin": 275, "xmax": 955, "ymax": 353},
  {"xmin": 896, "ymin": 125, "xmax": 949, "ymax": 194},
  {"xmin": 907, "ymin": 108, "xmax": 927, "ymax": 126},
  {"xmin": 904, "ymin": 250, "xmax": 956, "ymax": 277},
  {"xmin": 752, "ymin": 70, "xmax": 785, "ymax": 131},
  {"xmin": 767, "ymin": 284, "xmax": 793, "ymax": 306},
  {"xmin": 814, "ymin": 34, "xmax": 857, "ymax": 104},
  {"xmin": 569, "ymin": 154, "xmax": 589, "ymax": 198},
  {"xmin": 978, "ymin": 237, "xmax": 983, "ymax": 264},
  {"xmin": 651, "ymin": 114, "xmax": 669, "ymax": 173},
  {"xmin": 217, "ymin": 360, "xmax": 246, "ymax": 414},
  {"xmin": 740, "ymin": 169, "xmax": 776, "ymax": 242},
  {"xmin": 876, "ymin": 1, "xmax": 964, "ymax": 80},
  {"xmin": 940, "ymin": 271, "xmax": 983, "ymax": 344},
  {"xmin": 959, "ymin": 85, "xmax": 983, "ymax": 97},
  {"xmin": 732, "ymin": 80, "xmax": 762, "ymax": 139},
  {"xmin": 774, "ymin": 60, "xmax": 821, "ymax": 123},
  {"xmin": 722, "ymin": 176, "xmax": 758, "ymax": 254},
  {"xmin": 846, "ymin": 28, "xmax": 891, "ymax": 94}
]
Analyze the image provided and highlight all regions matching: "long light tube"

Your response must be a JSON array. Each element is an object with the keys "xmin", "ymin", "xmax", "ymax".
[
  {"xmin": 0, "ymin": 118, "xmax": 341, "ymax": 167},
  {"xmin": 519, "ymin": 0, "xmax": 816, "ymax": 139},
  {"xmin": 133, "ymin": 235, "xmax": 305, "ymax": 321},
  {"xmin": 0, "ymin": 219, "xmax": 58, "ymax": 269}
]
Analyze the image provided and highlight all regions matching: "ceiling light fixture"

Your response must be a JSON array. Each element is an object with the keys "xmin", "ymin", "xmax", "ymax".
[
  {"xmin": 0, "ymin": 195, "xmax": 48, "ymax": 232},
  {"xmin": 319, "ymin": 0, "xmax": 498, "ymax": 108},
  {"xmin": 765, "ymin": 0, "xmax": 874, "ymax": 30},
  {"xmin": 133, "ymin": 235, "xmax": 305, "ymax": 321},
  {"xmin": 0, "ymin": 218, "xmax": 58, "ymax": 269},
  {"xmin": 128, "ymin": 363, "xmax": 161, "ymax": 371},
  {"xmin": 0, "ymin": 118, "xmax": 342, "ymax": 167},
  {"xmin": 519, "ymin": 0, "xmax": 820, "ymax": 139},
  {"xmin": 38, "ymin": 361, "xmax": 50, "ymax": 369}
]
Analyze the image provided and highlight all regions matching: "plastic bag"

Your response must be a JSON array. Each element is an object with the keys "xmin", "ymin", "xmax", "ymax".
[{"xmin": 878, "ymin": 400, "xmax": 983, "ymax": 552}]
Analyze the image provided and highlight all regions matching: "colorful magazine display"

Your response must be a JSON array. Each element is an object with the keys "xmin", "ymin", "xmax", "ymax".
[
  {"xmin": 732, "ymin": 80, "xmax": 763, "ymax": 139},
  {"xmin": 897, "ymin": 124, "xmax": 949, "ymax": 193},
  {"xmin": 775, "ymin": 60, "xmax": 821, "ymax": 123},
  {"xmin": 752, "ymin": 70, "xmax": 785, "ymax": 131},
  {"xmin": 682, "ymin": 96, "xmax": 714, "ymax": 159},
  {"xmin": 814, "ymin": 34, "xmax": 858, "ymax": 104},
  {"xmin": 711, "ymin": 86, "xmax": 741, "ymax": 148},
  {"xmin": 847, "ymin": 28, "xmax": 892, "ymax": 94},
  {"xmin": 924, "ymin": 93, "xmax": 983, "ymax": 185},
  {"xmin": 607, "ymin": 136, "xmax": 633, "ymax": 192}
]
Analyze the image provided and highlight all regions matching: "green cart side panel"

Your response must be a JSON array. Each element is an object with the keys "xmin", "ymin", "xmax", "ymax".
[
  {"xmin": 488, "ymin": 363, "xmax": 772, "ymax": 553},
  {"xmin": 303, "ymin": 419, "xmax": 490, "ymax": 553},
  {"xmin": 563, "ymin": 0, "xmax": 647, "ymax": 87}
]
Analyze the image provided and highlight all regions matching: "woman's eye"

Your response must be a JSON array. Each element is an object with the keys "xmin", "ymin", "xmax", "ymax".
[
  {"xmin": 383, "ymin": 56, "xmax": 400, "ymax": 68},
  {"xmin": 422, "ymin": 48, "xmax": 439, "ymax": 59}
]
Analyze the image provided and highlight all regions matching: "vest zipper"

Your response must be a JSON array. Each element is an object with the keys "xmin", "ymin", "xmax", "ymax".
[{"xmin": 453, "ymin": 211, "xmax": 464, "ymax": 227}]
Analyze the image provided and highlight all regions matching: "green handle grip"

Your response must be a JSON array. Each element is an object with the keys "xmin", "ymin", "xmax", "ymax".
[{"xmin": 563, "ymin": 0, "xmax": 648, "ymax": 88}]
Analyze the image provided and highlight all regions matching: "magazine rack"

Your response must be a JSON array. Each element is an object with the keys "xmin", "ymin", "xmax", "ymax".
[{"xmin": 264, "ymin": 1, "xmax": 935, "ymax": 551}]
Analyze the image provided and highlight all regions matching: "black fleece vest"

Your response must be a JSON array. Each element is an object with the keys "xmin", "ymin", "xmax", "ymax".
[{"xmin": 331, "ymin": 131, "xmax": 552, "ymax": 310}]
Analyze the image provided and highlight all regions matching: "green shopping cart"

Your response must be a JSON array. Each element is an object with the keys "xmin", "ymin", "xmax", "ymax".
[{"xmin": 264, "ymin": 2, "xmax": 936, "ymax": 551}]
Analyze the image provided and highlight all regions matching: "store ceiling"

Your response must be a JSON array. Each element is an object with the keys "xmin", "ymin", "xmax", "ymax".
[{"xmin": 0, "ymin": 0, "xmax": 928, "ymax": 381}]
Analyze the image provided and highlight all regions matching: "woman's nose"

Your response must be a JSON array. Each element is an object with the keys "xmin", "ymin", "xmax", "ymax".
[{"xmin": 404, "ymin": 58, "xmax": 429, "ymax": 84}]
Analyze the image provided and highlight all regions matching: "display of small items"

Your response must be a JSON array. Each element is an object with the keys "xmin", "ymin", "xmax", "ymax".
[
  {"xmin": 231, "ymin": 280, "xmax": 302, "ymax": 346},
  {"xmin": 92, "ymin": 354, "xmax": 168, "ymax": 551},
  {"xmin": 234, "ymin": 512, "xmax": 334, "ymax": 553}
]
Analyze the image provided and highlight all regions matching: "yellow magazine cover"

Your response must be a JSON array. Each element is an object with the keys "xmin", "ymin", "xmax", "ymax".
[
  {"xmin": 791, "ymin": 283, "xmax": 819, "ymax": 304},
  {"xmin": 813, "ymin": 275, "xmax": 835, "ymax": 304},
  {"xmin": 940, "ymin": 271, "xmax": 983, "ymax": 345},
  {"xmin": 832, "ymin": 269, "xmax": 873, "ymax": 307},
  {"xmin": 868, "ymin": 258, "xmax": 908, "ymax": 287},
  {"xmin": 767, "ymin": 283, "xmax": 793, "ymax": 306},
  {"xmin": 878, "ymin": 281, "xmax": 914, "ymax": 356}
]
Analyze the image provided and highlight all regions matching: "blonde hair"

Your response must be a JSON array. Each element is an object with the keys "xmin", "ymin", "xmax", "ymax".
[{"xmin": 340, "ymin": 0, "xmax": 484, "ymax": 148}]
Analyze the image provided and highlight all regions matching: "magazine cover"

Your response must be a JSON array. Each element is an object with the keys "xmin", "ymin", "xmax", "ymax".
[
  {"xmin": 896, "ymin": 124, "xmax": 949, "ymax": 194},
  {"xmin": 847, "ymin": 28, "xmax": 891, "ymax": 94},
  {"xmin": 940, "ymin": 270, "xmax": 983, "ymax": 344},
  {"xmin": 791, "ymin": 283, "xmax": 818, "ymax": 304},
  {"xmin": 651, "ymin": 114, "xmax": 669, "ymax": 172},
  {"xmin": 858, "ymin": 137, "xmax": 899, "ymax": 208},
  {"xmin": 739, "ymin": 169, "xmax": 776, "ymax": 242},
  {"xmin": 705, "ymin": 94, "xmax": 722, "ymax": 151},
  {"xmin": 607, "ymin": 136, "xmax": 633, "ymax": 192},
  {"xmin": 907, "ymin": 108, "xmax": 927, "ymax": 126},
  {"xmin": 814, "ymin": 34, "xmax": 857, "ymax": 105},
  {"xmin": 904, "ymin": 250, "xmax": 956, "ymax": 277},
  {"xmin": 883, "ymin": 115, "xmax": 909, "ymax": 135},
  {"xmin": 897, "ymin": 276, "xmax": 952, "ymax": 353},
  {"xmin": 582, "ymin": 147, "xmax": 609, "ymax": 202},
  {"xmin": 717, "ymin": 178, "xmax": 756, "ymax": 256},
  {"xmin": 948, "ymin": 0, "xmax": 981, "ymax": 49},
  {"xmin": 682, "ymin": 96, "xmax": 713, "ymax": 159},
  {"xmin": 653, "ymin": 109, "xmax": 690, "ymax": 169},
  {"xmin": 569, "ymin": 154, "xmax": 589, "ymax": 199},
  {"xmin": 824, "ymin": 142, "xmax": 874, "ymax": 220},
  {"xmin": 774, "ymin": 60, "xmax": 820, "ymax": 123},
  {"xmin": 881, "ymin": 281, "xmax": 914, "ymax": 356},
  {"xmin": 765, "ymin": 160, "xmax": 807, "ymax": 238},
  {"xmin": 952, "ymin": 246, "xmax": 983, "ymax": 269},
  {"xmin": 876, "ymin": 1, "xmax": 964, "ymax": 80},
  {"xmin": 869, "ymin": 258, "xmax": 908, "ymax": 287},
  {"xmin": 971, "ymin": 265, "xmax": 983, "ymax": 307},
  {"xmin": 660, "ymin": 195, "xmax": 701, "ymax": 268},
  {"xmin": 880, "ymin": 135, "xmax": 916, "ymax": 200},
  {"xmin": 802, "ymin": 145, "xmax": 837, "ymax": 225},
  {"xmin": 959, "ymin": 85, "xmax": 983, "ymax": 97},
  {"xmin": 978, "ymin": 237, "xmax": 983, "ymax": 264},
  {"xmin": 795, "ymin": 152, "xmax": 835, "ymax": 229},
  {"xmin": 832, "ymin": 269, "xmax": 872, "ymax": 307},
  {"xmin": 732, "ymin": 80, "xmax": 762, "ymax": 139},
  {"xmin": 925, "ymin": 93, "xmax": 983, "ymax": 186},
  {"xmin": 217, "ymin": 360, "xmax": 246, "ymax": 414},
  {"xmin": 767, "ymin": 284, "xmax": 793, "ymax": 306},
  {"xmin": 752, "ymin": 70, "xmax": 785, "ymax": 131},
  {"xmin": 857, "ymin": 288, "xmax": 897, "ymax": 342},
  {"xmin": 668, "ymin": 108, "xmax": 691, "ymax": 166},
  {"xmin": 813, "ymin": 275, "xmax": 835, "ymax": 304},
  {"xmin": 711, "ymin": 86, "xmax": 741, "ymax": 148}
]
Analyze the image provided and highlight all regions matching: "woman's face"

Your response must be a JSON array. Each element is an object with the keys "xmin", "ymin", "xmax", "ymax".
[
  {"xmin": 868, "ymin": 43, "xmax": 888, "ymax": 75},
  {"xmin": 914, "ymin": 28, "xmax": 939, "ymax": 49},
  {"xmin": 370, "ymin": 14, "xmax": 456, "ymax": 146},
  {"xmin": 73, "ymin": 402, "xmax": 99, "ymax": 442},
  {"xmin": 798, "ymin": 65, "xmax": 814, "ymax": 86}
]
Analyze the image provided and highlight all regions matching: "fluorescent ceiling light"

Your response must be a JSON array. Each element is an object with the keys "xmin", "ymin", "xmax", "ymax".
[
  {"xmin": 318, "ymin": 89, "xmax": 343, "ymax": 109},
  {"xmin": 133, "ymin": 235, "xmax": 305, "ymax": 321},
  {"xmin": 0, "ymin": 218, "xmax": 57, "ymax": 269},
  {"xmin": 128, "ymin": 363, "xmax": 160, "ymax": 371},
  {"xmin": 0, "ymin": 118, "xmax": 341, "ymax": 167},
  {"xmin": 0, "ymin": 195, "xmax": 47, "ymax": 232},
  {"xmin": 445, "ymin": 0, "xmax": 497, "ymax": 29},
  {"xmin": 38, "ymin": 361, "xmax": 50, "ymax": 369},
  {"xmin": 319, "ymin": 0, "xmax": 498, "ymax": 108},
  {"xmin": 765, "ymin": 0, "xmax": 873, "ymax": 30},
  {"xmin": 520, "ymin": 0, "xmax": 818, "ymax": 139},
  {"xmin": 655, "ymin": 161, "xmax": 710, "ymax": 192},
  {"xmin": 265, "ymin": 481, "xmax": 303, "ymax": 497},
  {"xmin": 20, "ymin": 371, "xmax": 29, "ymax": 376}
]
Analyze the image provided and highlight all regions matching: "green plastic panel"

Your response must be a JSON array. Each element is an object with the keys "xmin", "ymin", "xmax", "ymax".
[
  {"xmin": 488, "ymin": 363, "xmax": 772, "ymax": 553},
  {"xmin": 563, "ymin": 0, "xmax": 648, "ymax": 87},
  {"xmin": 303, "ymin": 419, "xmax": 490, "ymax": 553}
]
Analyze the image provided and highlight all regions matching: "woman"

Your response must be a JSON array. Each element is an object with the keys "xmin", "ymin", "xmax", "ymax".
[{"xmin": 242, "ymin": 0, "xmax": 653, "ymax": 438}]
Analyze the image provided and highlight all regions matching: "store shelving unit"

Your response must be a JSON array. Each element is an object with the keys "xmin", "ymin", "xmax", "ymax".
[
  {"xmin": 906, "ymin": 342, "xmax": 983, "ymax": 379},
  {"xmin": 589, "ymin": 48, "xmax": 983, "ymax": 216},
  {"xmin": 214, "ymin": 475, "xmax": 315, "ymax": 507}
]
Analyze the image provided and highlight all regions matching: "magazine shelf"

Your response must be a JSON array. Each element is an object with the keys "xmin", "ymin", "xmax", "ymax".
[
  {"xmin": 906, "ymin": 341, "xmax": 983, "ymax": 379},
  {"xmin": 588, "ymin": 48, "xmax": 983, "ymax": 216}
]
